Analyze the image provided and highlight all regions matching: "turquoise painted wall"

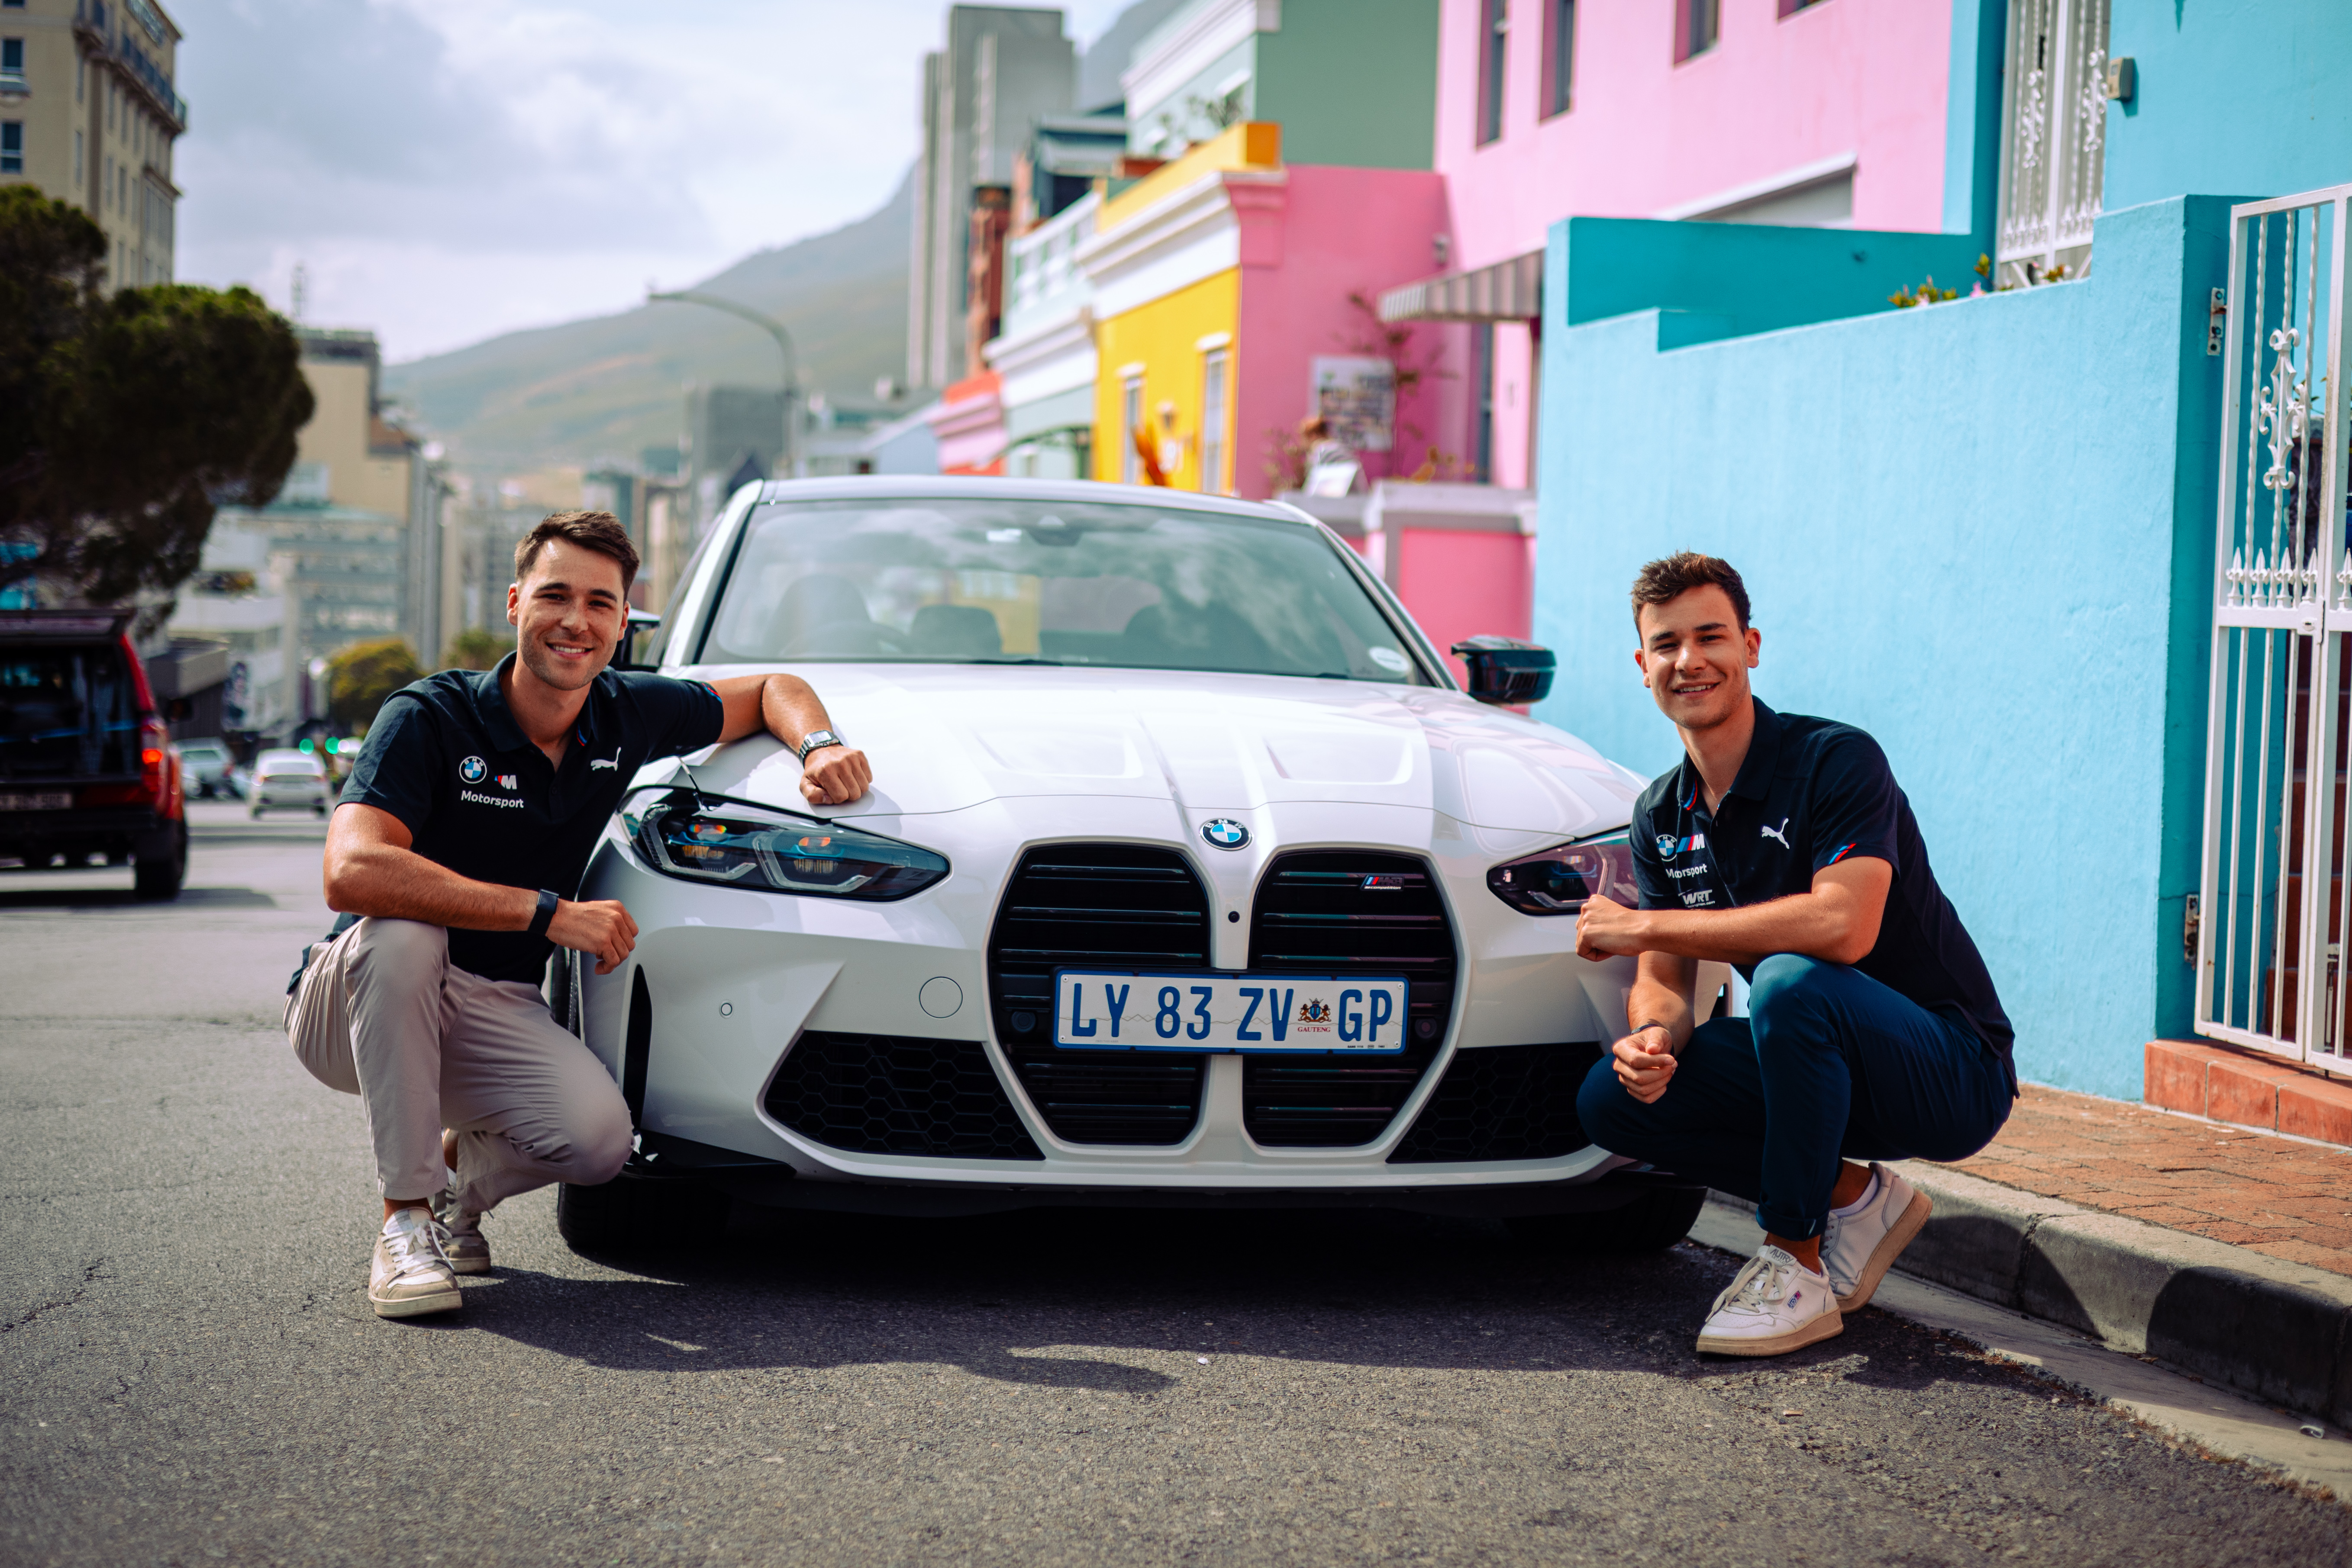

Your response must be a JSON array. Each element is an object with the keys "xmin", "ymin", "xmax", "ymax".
[
  {"xmin": 1531, "ymin": 198, "xmax": 2234, "ymax": 1100},
  {"xmin": 1939, "ymin": 0, "xmax": 2007, "ymax": 240},
  {"xmin": 1256, "ymin": 0, "xmax": 1439, "ymax": 171},
  {"xmin": 2106, "ymin": 0, "xmax": 2352, "ymax": 213}
]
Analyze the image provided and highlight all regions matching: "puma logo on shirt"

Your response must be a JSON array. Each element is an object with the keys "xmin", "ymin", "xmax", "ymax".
[
  {"xmin": 589, "ymin": 748, "xmax": 622, "ymax": 772},
  {"xmin": 1761, "ymin": 817, "xmax": 1792, "ymax": 849}
]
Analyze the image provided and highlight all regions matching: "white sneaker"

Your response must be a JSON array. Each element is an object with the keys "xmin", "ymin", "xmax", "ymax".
[
  {"xmin": 368, "ymin": 1209, "xmax": 461, "ymax": 1318},
  {"xmin": 1821, "ymin": 1162, "xmax": 1932, "ymax": 1312},
  {"xmin": 1694, "ymin": 1244, "xmax": 1842, "ymax": 1357}
]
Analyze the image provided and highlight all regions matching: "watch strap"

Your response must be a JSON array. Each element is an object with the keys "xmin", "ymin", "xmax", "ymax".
[
  {"xmin": 528, "ymin": 888, "xmax": 559, "ymax": 941},
  {"xmin": 797, "ymin": 729, "xmax": 842, "ymax": 764}
]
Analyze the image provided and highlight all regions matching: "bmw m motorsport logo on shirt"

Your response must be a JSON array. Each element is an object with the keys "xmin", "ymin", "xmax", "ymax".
[
  {"xmin": 459, "ymin": 756, "xmax": 487, "ymax": 784},
  {"xmin": 1657, "ymin": 832, "xmax": 1706, "ymax": 858}
]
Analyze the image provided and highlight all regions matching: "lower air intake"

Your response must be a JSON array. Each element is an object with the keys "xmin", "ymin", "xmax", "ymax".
[
  {"xmin": 764, "ymin": 1031, "xmax": 1042, "ymax": 1160},
  {"xmin": 1387, "ymin": 1042, "xmax": 1600, "ymax": 1163}
]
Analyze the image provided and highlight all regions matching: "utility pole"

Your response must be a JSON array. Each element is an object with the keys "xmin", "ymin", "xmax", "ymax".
[{"xmin": 647, "ymin": 290, "xmax": 802, "ymax": 477}]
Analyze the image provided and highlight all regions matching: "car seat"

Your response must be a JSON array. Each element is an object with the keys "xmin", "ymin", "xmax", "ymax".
[{"xmin": 908, "ymin": 603, "xmax": 1004, "ymax": 658}]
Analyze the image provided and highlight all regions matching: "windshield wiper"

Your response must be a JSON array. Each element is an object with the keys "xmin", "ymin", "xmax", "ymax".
[{"xmin": 968, "ymin": 656, "xmax": 1066, "ymax": 666}]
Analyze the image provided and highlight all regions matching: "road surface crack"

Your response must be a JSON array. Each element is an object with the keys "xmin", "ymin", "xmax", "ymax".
[{"xmin": 0, "ymin": 1258, "xmax": 105, "ymax": 1335}]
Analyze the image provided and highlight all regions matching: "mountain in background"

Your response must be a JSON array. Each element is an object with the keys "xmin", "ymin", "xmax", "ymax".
[{"xmin": 381, "ymin": 169, "xmax": 913, "ymax": 475}]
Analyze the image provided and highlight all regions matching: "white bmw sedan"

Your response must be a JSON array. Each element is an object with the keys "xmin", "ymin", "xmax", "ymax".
[{"xmin": 558, "ymin": 478, "xmax": 1727, "ymax": 1252}]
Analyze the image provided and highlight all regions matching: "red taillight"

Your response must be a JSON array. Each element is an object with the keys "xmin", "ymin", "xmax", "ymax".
[{"xmin": 140, "ymin": 719, "xmax": 168, "ymax": 802}]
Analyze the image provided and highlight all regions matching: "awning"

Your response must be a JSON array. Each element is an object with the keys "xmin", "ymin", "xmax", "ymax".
[{"xmin": 1377, "ymin": 249, "xmax": 1542, "ymax": 323}]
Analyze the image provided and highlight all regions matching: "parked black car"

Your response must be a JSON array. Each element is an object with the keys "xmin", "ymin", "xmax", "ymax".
[{"xmin": 0, "ymin": 610, "xmax": 188, "ymax": 899}]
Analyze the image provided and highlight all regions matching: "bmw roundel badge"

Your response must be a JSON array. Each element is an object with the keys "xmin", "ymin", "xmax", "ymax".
[
  {"xmin": 1201, "ymin": 818, "xmax": 1250, "ymax": 850},
  {"xmin": 460, "ymin": 756, "xmax": 488, "ymax": 784}
]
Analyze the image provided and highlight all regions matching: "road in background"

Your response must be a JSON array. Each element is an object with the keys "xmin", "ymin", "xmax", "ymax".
[{"xmin": 3, "ymin": 814, "xmax": 2346, "ymax": 1567}]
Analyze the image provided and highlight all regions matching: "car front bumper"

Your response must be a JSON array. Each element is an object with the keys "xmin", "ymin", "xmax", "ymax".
[{"xmin": 576, "ymin": 799, "xmax": 1664, "ymax": 1208}]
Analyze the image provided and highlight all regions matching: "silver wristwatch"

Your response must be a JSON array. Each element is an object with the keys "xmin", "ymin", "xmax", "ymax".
[{"xmin": 796, "ymin": 729, "xmax": 844, "ymax": 764}]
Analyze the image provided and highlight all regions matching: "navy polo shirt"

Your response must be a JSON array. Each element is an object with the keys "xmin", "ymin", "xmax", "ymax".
[
  {"xmin": 1628, "ymin": 699, "xmax": 2014, "ymax": 1063},
  {"xmin": 331, "ymin": 654, "xmax": 723, "ymax": 984}
]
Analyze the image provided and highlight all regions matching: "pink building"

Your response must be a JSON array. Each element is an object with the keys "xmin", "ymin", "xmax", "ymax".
[{"xmin": 1400, "ymin": 0, "xmax": 1973, "ymax": 488}]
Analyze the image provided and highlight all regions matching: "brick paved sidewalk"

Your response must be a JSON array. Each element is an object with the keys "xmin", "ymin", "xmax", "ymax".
[{"xmin": 1925, "ymin": 1082, "xmax": 2352, "ymax": 1278}]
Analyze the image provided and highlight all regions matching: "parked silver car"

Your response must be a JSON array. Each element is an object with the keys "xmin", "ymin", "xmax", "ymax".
[
  {"xmin": 177, "ymin": 738, "xmax": 233, "ymax": 799},
  {"xmin": 247, "ymin": 749, "xmax": 329, "ymax": 818}
]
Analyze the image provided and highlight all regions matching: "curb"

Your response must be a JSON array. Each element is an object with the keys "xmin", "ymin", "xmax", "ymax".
[{"xmin": 1710, "ymin": 1162, "xmax": 2352, "ymax": 1428}]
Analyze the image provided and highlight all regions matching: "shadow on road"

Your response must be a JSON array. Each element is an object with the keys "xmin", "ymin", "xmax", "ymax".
[
  {"xmin": 448, "ymin": 1204, "xmax": 1960, "ymax": 1402},
  {"xmin": 0, "ymin": 884, "xmax": 277, "ymax": 910}
]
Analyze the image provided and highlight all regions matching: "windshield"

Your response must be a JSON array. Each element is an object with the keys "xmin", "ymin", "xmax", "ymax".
[{"xmin": 697, "ymin": 498, "xmax": 1430, "ymax": 684}]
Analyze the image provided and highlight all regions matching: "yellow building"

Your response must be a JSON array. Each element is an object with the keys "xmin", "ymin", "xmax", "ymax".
[
  {"xmin": 0, "ymin": 0, "xmax": 186, "ymax": 290},
  {"xmin": 1085, "ymin": 123, "xmax": 1276, "ymax": 496}
]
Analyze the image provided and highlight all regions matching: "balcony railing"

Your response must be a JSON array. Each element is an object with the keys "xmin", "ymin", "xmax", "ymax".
[
  {"xmin": 1005, "ymin": 192, "xmax": 1100, "ymax": 325},
  {"xmin": 74, "ymin": 0, "xmax": 189, "ymax": 128}
]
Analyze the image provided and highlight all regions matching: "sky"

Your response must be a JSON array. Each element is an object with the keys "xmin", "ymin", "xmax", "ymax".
[{"xmin": 171, "ymin": 0, "xmax": 1138, "ymax": 364}]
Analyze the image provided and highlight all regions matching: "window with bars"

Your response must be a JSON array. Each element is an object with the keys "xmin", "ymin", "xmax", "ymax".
[
  {"xmin": 1476, "ymin": 0, "xmax": 1507, "ymax": 145},
  {"xmin": 1994, "ymin": 0, "xmax": 2110, "ymax": 282},
  {"xmin": 1200, "ymin": 349, "xmax": 1229, "ymax": 496},
  {"xmin": 1540, "ymin": 0, "xmax": 1574, "ymax": 118}
]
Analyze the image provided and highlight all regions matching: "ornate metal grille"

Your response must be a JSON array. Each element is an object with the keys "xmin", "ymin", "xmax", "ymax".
[
  {"xmin": 2197, "ymin": 187, "xmax": 2352, "ymax": 1071},
  {"xmin": 1994, "ymin": 0, "xmax": 2109, "ymax": 281}
]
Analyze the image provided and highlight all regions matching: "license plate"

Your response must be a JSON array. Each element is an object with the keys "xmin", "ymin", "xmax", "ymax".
[
  {"xmin": 0, "ymin": 791, "xmax": 72, "ymax": 811},
  {"xmin": 1053, "ymin": 970, "xmax": 1410, "ymax": 1053}
]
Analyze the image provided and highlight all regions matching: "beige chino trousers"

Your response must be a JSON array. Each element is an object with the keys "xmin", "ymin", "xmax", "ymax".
[{"xmin": 283, "ymin": 916, "xmax": 632, "ymax": 1213}]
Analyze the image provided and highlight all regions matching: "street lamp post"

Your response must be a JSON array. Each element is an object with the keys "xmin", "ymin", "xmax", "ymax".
[{"xmin": 647, "ymin": 290, "xmax": 802, "ymax": 477}]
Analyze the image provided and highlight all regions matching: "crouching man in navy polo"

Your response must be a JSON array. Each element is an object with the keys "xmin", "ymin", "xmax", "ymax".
[{"xmin": 1573, "ymin": 552, "xmax": 2016, "ymax": 1358}]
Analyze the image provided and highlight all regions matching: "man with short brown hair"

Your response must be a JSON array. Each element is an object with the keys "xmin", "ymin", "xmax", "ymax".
[
  {"xmin": 285, "ymin": 510, "xmax": 873, "ymax": 1317},
  {"xmin": 1573, "ymin": 552, "xmax": 2013, "ymax": 1357}
]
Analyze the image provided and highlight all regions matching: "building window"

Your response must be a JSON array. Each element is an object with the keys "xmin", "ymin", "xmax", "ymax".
[
  {"xmin": 1540, "ymin": 0, "xmax": 1574, "ymax": 117},
  {"xmin": 1200, "ymin": 348, "xmax": 1229, "ymax": 496},
  {"xmin": 1676, "ymin": 0, "xmax": 1720, "ymax": 61},
  {"xmin": 1, "ymin": 39, "xmax": 23, "ymax": 85},
  {"xmin": 1120, "ymin": 375, "xmax": 1144, "ymax": 484},
  {"xmin": 1471, "ymin": 324, "xmax": 1495, "ymax": 483},
  {"xmin": 0, "ymin": 120, "xmax": 19, "ymax": 175},
  {"xmin": 73, "ymin": 128, "xmax": 81, "ymax": 185},
  {"xmin": 1476, "ymin": 0, "xmax": 1508, "ymax": 145}
]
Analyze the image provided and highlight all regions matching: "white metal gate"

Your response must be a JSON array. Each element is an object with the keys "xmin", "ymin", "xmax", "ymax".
[{"xmin": 2196, "ymin": 186, "xmax": 2352, "ymax": 1072}]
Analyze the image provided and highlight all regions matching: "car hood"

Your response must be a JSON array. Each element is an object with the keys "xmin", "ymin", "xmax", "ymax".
[{"xmin": 670, "ymin": 664, "xmax": 1645, "ymax": 840}]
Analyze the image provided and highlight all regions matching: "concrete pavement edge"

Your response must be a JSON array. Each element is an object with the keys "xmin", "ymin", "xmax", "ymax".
[{"xmin": 1705, "ymin": 1165, "xmax": 2352, "ymax": 1429}]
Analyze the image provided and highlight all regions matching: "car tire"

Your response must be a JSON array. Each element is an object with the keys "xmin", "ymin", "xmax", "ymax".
[
  {"xmin": 555, "ymin": 1177, "xmax": 729, "ymax": 1256},
  {"xmin": 248, "ymin": 804, "xmax": 263, "ymax": 819},
  {"xmin": 133, "ymin": 819, "xmax": 188, "ymax": 902},
  {"xmin": 1505, "ymin": 1187, "xmax": 1707, "ymax": 1256}
]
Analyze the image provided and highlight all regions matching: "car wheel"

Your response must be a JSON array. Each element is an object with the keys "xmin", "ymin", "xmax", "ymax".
[
  {"xmin": 133, "ymin": 819, "xmax": 189, "ymax": 902},
  {"xmin": 1505, "ymin": 1187, "xmax": 1707, "ymax": 1256},
  {"xmin": 555, "ymin": 1177, "xmax": 729, "ymax": 1256},
  {"xmin": 313, "ymin": 803, "xmax": 328, "ymax": 818},
  {"xmin": 248, "ymin": 804, "xmax": 263, "ymax": 819}
]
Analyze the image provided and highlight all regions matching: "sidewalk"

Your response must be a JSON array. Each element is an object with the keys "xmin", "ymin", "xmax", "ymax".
[
  {"xmin": 1858, "ymin": 1071, "xmax": 2352, "ymax": 1431},
  {"xmin": 1933, "ymin": 1081, "xmax": 2352, "ymax": 1278}
]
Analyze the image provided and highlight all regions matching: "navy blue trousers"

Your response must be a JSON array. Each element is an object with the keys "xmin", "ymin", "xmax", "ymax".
[{"xmin": 1574, "ymin": 954, "xmax": 2014, "ymax": 1240}]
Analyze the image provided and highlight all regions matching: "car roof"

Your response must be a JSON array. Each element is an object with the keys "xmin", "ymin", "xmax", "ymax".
[
  {"xmin": 750, "ymin": 474, "xmax": 1317, "ymax": 528},
  {"xmin": 257, "ymin": 749, "xmax": 319, "ymax": 765}
]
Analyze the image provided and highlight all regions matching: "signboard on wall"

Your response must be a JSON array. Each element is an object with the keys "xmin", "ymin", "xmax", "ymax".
[{"xmin": 1311, "ymin": 357, "xmax": 1395, "ymax": 453}]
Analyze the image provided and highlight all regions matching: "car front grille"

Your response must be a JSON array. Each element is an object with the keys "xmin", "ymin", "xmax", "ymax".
[
  {"xmin": 987, "ymin": 844, "xmax": 1212, "ymax": 1145},
  {"xmin": 762, "ymin": 1031, "xmax": 1042, "ymax": 1160},
  {"xmin": 1243, "ymin": 851, "xmax": 1456, "ymax": 1147},
  {"xmin": 1386, "ymin": 1042, "xmax": 1601, "ymax": 1163}
]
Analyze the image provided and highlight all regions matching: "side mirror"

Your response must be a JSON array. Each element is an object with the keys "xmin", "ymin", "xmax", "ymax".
[
  {"xmin": 1450, "ymin": 635, "xmax": 1555, "ymax": 706},
  {"xmin": 616, "ymin": 608, "xmax": 663, "ymax": 671}
]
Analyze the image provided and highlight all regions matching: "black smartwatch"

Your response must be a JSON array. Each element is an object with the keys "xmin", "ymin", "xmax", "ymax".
[{"xmin": 528, "ymin": 888, "xmax": 559, "ymax": 940}]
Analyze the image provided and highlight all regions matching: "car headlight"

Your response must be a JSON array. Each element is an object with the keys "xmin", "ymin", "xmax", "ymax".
[
  {"xmin": 623, "ymin": 788, "xmax": 949, "ymax": 900},
  {"xmin": 1486, "ymin": 829, "xmax": 1638, "ymax": 916}
]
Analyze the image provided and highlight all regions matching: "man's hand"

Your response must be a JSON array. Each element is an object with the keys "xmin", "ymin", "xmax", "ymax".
[
  {"xmin": 1611, "ymin": 1024, "xmax": 1679, "ymax": 1103},
  {"xmin": 550, "ymin": 897, "xmax": 638, "ymax": 975},
  {"xmin": 1576, "ymin": 894, "xmax": 1649, "ymax": 961},
  {"xmin": 800, "ymin": 745, "xmax": 872, "ymax": 807}
]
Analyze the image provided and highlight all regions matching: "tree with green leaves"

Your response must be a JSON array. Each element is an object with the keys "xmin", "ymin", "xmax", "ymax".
[
  {"xmin": 326, "ymin": 637, "xmax": 425, "ymax": 735},
  {"xmin": 440, "ymin": 626, "xmax": 514, "ymax": 672},
  {"xmin": 0, "ymin": 188, "xmax": 314, "ymax": 609}
]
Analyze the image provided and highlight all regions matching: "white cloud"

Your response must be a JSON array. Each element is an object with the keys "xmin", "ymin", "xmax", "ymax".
[{"xmin": 170, "ymin": 0, "xmax": 1139, "ymax": 361}]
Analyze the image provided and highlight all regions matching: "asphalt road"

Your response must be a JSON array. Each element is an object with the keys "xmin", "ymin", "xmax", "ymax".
[{"xmin": 3, "ymin": 804, "xmax": 2346, "ymax": 1568}]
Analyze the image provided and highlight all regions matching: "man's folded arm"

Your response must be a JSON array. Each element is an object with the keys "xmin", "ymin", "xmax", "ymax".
[{"xmin": 323, "ymin": 803, "xmax": 537, "ymax": 930}]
